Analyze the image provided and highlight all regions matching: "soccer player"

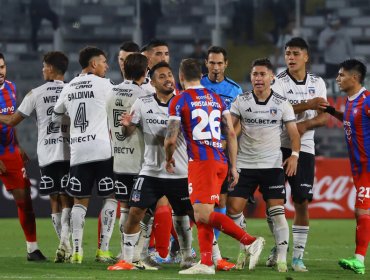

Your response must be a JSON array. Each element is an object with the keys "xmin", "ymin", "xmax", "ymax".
[
  {"xmin": 165, "ymin": 58, "xmax": 265, "ymax": 275},
  {"xmin": 117, "ymin": 41, "xmax": 140, "ymax": 79},
  {"xmin": 323, "ymin": 59, "xmax": 369, "ymax": 275},
  {"xmin": 200, "ymin": 46, "xmax": 243, "ymax": 241},
  {"xmin": 227, "ymin": 58, "xmax": 300, "ymax": 272},
  {"xmin": 107, "ymin": 62, "xmax": 194, "ymax": 271},
  {"xmin": 52, "ymin": 46, "xmax": 117, "ymax": 264},
  {"xmin": 0, "ymin": 52, "xmax": 46, "ymax": 261},
  {"xmin": 270, "ymin": 37, "xmax": 329, "ymax": 271},
  {"xmin": 106, "ymin": 53, "xmax": 157, "ymax": 268},
  {"xmin": 0, "ymin": 51, "xmax": 72, "ymax": 263}
]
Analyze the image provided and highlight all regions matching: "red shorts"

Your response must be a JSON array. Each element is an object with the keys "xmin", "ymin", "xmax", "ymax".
[
  {"xmin": 188, "ymin": 160, "xmax": 228, "ymax": 205},
  {"xmin": 354, "ymin": 172, "xmax": 370, "ymax": 210},
  {"xmin": 0, "ymin": 148, "xmax": 30, "ymax": 191}
]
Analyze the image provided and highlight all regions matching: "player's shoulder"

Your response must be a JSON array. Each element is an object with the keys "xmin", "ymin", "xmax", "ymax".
[
  {"xmin": 271, "ymin": 90, "xmax": 288, "ymax": 105},
  {"xmin": 307, "ymin": 72, "xmax": 325, "ymax": 84},
  {"xmin": 137, "ymin": 92, "xmax": 155, "ymax": 103},
  {"xmin": 236, "ymin": 91, "xmax": 253, "ymax": 101},
  {"xmin": 224, "ymin": 76, "xmax": 242, "ymax": 90}
]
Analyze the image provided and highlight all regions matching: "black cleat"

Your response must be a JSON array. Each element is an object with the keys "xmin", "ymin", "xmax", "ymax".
[{"xmin": 27, "ymin": 249, "xmax": 47, "ymax": 261}]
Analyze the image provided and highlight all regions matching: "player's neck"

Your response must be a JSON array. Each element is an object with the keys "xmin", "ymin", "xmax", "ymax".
[
  {"xmin": 288, "ymin": 68, "xmax": 306, "ymax": 81},
  {"xmin": 253, "ymin": 89, "xmax": 271, "ymax": 102},
  {"xmin": 183, "ymin": 80, "xmax": 201, "ymax": 89},
  {"xmin": 48, "ymin": 73, "xmax": 64, "ymax": 82},
  {"xmin": 156, "ymin": 92, "xmax": 173, "ymax": 104},
  {"xmin": 134, "ymin": 76, "xmax": 146, "ymax": 86},
  {"xmin": 347, "ymin": 84, "xmax": 363, "ymax": 98}
]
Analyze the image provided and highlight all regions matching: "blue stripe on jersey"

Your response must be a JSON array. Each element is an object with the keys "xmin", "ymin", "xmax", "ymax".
[{"xmin": 350, "ymin": 97, "xmax": 362, "ymax": 174}]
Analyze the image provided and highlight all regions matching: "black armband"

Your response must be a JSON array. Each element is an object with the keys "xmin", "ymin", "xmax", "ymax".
[{"xmin": 324, "ymin": 105, "xmax": 336, "ymax": 115}]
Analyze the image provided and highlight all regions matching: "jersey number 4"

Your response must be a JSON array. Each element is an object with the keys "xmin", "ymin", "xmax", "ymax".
[
  {"xmin": 192, "ymin": 109, "xmax": 221, "ymax": 140},
  {"xmin": 74, "ymin": 102, "xmax": 89, "ymax": 133}
]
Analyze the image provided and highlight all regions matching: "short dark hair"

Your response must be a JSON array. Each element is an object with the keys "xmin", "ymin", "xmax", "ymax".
[
  {"xmin": 179, "ymin": 58, "xmax": 201, "ymax": 82},
  {"xmin": 149, "ymin": 61, "xmax": 172, "ymax": 79},
  {"xmin": 207, "ymin": 46, "xmax": 228, "ymax": 61},
  {"xmin": 285, "ymin": 37, "xmax": 309, "ymax": 52},
  {"xmin": 251, "ymin": 58, "xmax": 273, "ymax": 71},
  {"xmin": 339, "ymin": 59, "xmax": 367, "ymax": 84},
  {"xmin": 119, "ymin": 41, "xmax": 140, "ymax": 53},
  {"xmin": 79, "ymin": 46, "xmax": 106, "ymax": 69},
  {"xmin": 146, "ymin": 39, "xmax": 168, "ymax": 52},
  {"xmin": 43, "ymin": 51, "xmax": 69, "ymax": 75},
  {"xmin": 124, "ymin": 53, "xmax": 148, "ymax": 81},
  {"xmin": 0, "ymin": 53, "xmax": 4, "ymax": 62}
]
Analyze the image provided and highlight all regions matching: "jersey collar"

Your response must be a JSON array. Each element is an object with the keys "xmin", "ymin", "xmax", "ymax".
[
  {"xmin": 252, "ymin": 89, "xmax": 273, "ymax": 105},
  {"xmin": 286, "ymin": 69, "xmax": 307, "ymax": 85}
]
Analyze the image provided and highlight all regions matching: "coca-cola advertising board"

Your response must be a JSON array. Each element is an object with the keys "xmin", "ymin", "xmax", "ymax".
[{"xmin": 246, "ymin": 157, "xmax": 356, "ymax": 219}]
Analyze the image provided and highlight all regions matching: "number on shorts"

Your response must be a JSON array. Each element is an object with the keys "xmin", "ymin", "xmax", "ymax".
[
  {"xmin": 74, "ymin": 102, "xmax": 89, "ymax": 133},
  {"xmin": 358, "ymin": 186, "xmax": 370, "ymax": 198},
  {"xmin": 191, "ymin": 109, "xmax": 221, "ymax": 140}
]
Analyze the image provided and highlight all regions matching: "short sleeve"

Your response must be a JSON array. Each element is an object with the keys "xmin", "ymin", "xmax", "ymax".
[
  {"xmin": 130, "ymin": 98, "xmax": 142, "ymax": 125},
  {"xmin": 17, "ymin": 90, "xmax": 36, "ymax": 117}
]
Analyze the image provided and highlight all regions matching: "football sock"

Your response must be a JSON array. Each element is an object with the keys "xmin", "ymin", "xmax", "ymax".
[
  {"xmin": 268, "ymin": 206, "xmax": 289, "ymax": 262},
  {"xmin": 139, "ymin": 214, "xmax": 154, "ymax": 259},
  {"xmin": 229, "ymin": 212, "xmax": 247, "ymax": 250},
  {"xmin": 355, "ymin": 214, "xmax": 370, "ymax": 258},
  {"xmin": 266, "ymin": 209, "xmax": 274, "ymax": 234},
  {"xmin": 71, "ymin": 204, "xmax": 87, "ymax": 254},
  {"xmin": 154, "ymin": 205, "xmax": 172, "ymax": 258},
  {"xmin": 51, "ymin": 212, "xmax": 62, "ymax": 240},
  {"xmin": 292, "ymin": 225, "xmax": 309, "ymax": 259},
  {"xmin": 15, "ymin": 197, "xmax": 36, "ymax": 242},
  {"xmin": 212, "ymin": 235, "xmax": 222, "ymax": 262},
  {"xmin": 208, "ymin": 212, "xmax": 256, "ymax": 245},
  {"xmin": 196, "ymin": 222, "xmax": 214, "ymax": 266},
  {"xmin": 99, "ymin": 198, "xmax": 117, "ymax": 252},
  {"xmin": 97, "ymin": 212, "xmax": 101, "ymax": 248},
  {"xmin": 172, "ymin": 215, "xmax": 192, "ymax": 259},
  {"xmin": 26, "ymin": 241, "xmax": 39, "ymax": 253},
  {"xmin": 119, "ymin": 207, "xmax": 129, "ymax": 257},
  {"xmin": 60, "ymin": 208, "xmax": 71, "ymax": 247},
  {"xmin": 213, "ymin": 206, "xmax": 226, "ymax": 240},
  {"xmin": 123, "ymin": 231, "xmax": 140, "ymax": 263}
]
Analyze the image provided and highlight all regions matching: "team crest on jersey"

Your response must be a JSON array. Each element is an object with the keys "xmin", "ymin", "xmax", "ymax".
[
  {"xmin": 270, "ymin": 107, "xmax": 277, "ymax": 116},
  {"xmin": 308, "ymin": 87, "xmax": 315, "ymax": 96}
]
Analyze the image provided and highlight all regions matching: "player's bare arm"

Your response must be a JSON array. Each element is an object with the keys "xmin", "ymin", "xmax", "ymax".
[
  {"xmin": 321, "ymin": 105, "xmax": 344, "ymax": 122},
  {"xmin": 164, "ymin": 119, "xmax": 180, "ymax": 174},
  {"xmin": 120, "ymin": 111, "xmax": 136, "ymax": 136},
  {"xmin": 0, "ymin": 160, "xmax": 6, "ymax": 174},
  {"xmin": 221, "ymin": 112, "xmax": 239, "ymax": 188},
  {"xmin": 283, "ymin": 121, "xmax": 300, "ymax": 176},
  {"xmin": 296, "ymin": 112, "xmax": 329, "ymax": 135},
  {"xmin": 0, "ymin": 111, "xmax": 24, "ymax": 126},
  {"xmin": 292, "ymin": 97, "xmax": 329, "ymax": 114}
]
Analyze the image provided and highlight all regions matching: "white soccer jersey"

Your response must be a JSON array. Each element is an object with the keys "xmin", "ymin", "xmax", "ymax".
[
  {"xmin": 53, "ymin": 73, "xmax": 113, "ymax": 166},
  {"xmin": 106, "ymin": 80, "xmax": 147, "ymax": 174},
  {"xmin": 140, "ymin": 77, "xmax": 156, "ymax": 95},
  {"xmin": 17, "ymin": 80, "xmax": 70, "ymax": 167},
  {"xmin": 271, "ymin": 70, "xmax": 327, "ymax": 154},
  {"xmin": 230, "ymin": 91, "xmax": 296, "ymax": 169},
  {"xmin": 130, "ymin": 94, "xmax": 188, "ymax": 178}
]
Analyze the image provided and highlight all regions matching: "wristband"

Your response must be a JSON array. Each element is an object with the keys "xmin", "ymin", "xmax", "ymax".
[
  {"xmin": 291, "ymin": 151, "xmax": 299, "ymax": 158},
  {"xmin": 324, "ymin": 105, "xmax": 336, "ymax": 115}
]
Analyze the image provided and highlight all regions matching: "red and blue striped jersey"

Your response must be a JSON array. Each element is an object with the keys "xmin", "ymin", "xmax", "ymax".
[
  {"xmin": 168, "ymin": 86, "xmax": 228, "ymax": 162},
  {"xmin": 0, "ymin": 80, "xmax": 17, "ymax": 155},
  {"xmin": 343, "ymin": 88, "xmax": 370, "ymax": 178}
]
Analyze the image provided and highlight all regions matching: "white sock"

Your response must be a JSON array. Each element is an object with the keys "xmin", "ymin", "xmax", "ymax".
[
  {"xmin": 123, "ymin": 231, "xmax": 140, "ymax": 263},
  {"xmin": 228, "ymin": 212, "xmax": 247, "ymax": 250},
  {"xmin": 139, "ymin": 215, "xmax": 154, "ymax": 259},
  {"xmin": 119, "ymin": 207, "xmax": 129, "ymax": 258},
  {"xmin": 99, "ymin": 198, "xmax": 117, "ymax": 252},
  {"xmin": 212, "ymin": 235, "xmax": 222, "ymax": 263},
  {"xmin": 71, "ymin": 204, "xmax": 87, "ymax": 254},
  {"xmin": 51, "ymin": 212, "xmax": 62, "ymax": 240},
  {"xmin": 268, "ymin": 206, "xmax": 289, "ymax": 263},
  {"xmin": 266, "ymin": 209, "xmax": 274, "ymax": 234},
  {"xmin": 26, "ymin": 241, "xmax": 39, "ymax": 253},
  {"xmin": 292, "ymin": 225, "xmax": 309, "ymax": 259},
  {"xmin": 355, "ymin": 254, "xmax": 365, "ymax": 263},
  {"xmin": 172, "ymin": 215, "xmax": 192, "ymax": 259},
  {"xmin": 60, "ymin": 208, "xmax": 71, "ymax": 249}
]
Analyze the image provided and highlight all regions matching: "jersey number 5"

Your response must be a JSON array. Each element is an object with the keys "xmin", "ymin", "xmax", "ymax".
[
  {"xmin": 191, "ymin": 109, "xmax": 221, "ymax": 140},
  {"xmin": 74, "ymin": 102, "xmax": 89, "ymax": 133}
]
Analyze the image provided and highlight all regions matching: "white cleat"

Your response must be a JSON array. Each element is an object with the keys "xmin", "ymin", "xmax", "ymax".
[
  {"xmin": 245, "ymin": 237, "xmax": 265, "ymax": 270},
  {"xmin": 266, "ymin": 246, "xmax": 278, "ymax": 267},
  {"xmin": 180, "ymin": 256, "xmax": 197, "ymax": 269},
  {"xmin": 179, "ymin": 263, "xmax": 215, "ymax": 275}
]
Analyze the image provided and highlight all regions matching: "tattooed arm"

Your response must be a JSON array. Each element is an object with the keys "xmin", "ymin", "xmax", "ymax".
[
  {"xmin": 164, "ymin": 119, "xmax": 181, "ymax": 173},
  {"xmin": 221, "ymin": 112, "xmax": 239, "ymax": 188}
]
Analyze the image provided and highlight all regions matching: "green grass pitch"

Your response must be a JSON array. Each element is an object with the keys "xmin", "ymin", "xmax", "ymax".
[{"xmin": 0, "ymin": 218, "xmax": 368, "ymax": 279}]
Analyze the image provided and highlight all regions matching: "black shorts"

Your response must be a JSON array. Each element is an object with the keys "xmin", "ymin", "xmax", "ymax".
[
  {"xmin": 129, "ymin": 175, "xmax": 193, "ymax": 216},
  {"xmin": 228, "ymin": 168, "xmax": 286, "ymax": 202},
  {"xmin": 39, "ymin": 161, "xmax": 70, "ymax": 196},
  {"xmin": 114, "ymin": 173, "xmax": 137, "ymax": 202},
  {"xmin": 220, "ymin": 173, "xmax": 230, "ymax": 194},
  {"xmin": 281, "ymin": 147, "xmax": 315, "ymax": 203},
  {"xmin": 66, "ymin": 158, "xmax": 115, "ymax": 198}
]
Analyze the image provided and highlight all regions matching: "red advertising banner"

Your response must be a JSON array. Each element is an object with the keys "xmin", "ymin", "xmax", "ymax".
[{"xmin": 247, "ymin": 157, "xmax": 356, "ymax": 219}]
